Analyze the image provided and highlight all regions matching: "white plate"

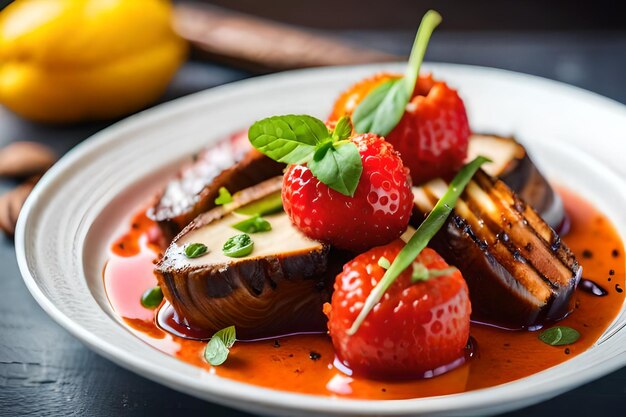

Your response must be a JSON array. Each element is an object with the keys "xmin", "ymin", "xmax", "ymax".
[{"xmin": 16, "ymin": 63, "xmax": 626, "ymax": 417}]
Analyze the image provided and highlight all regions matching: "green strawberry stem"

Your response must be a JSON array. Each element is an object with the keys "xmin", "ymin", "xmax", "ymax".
[
  {"xmin": 347, "ymin": 156, "xmax": 490, "ymax": 336},
  {"xmin": 404, "ymin": 10, "xmax": 442, "ymax": 96}
]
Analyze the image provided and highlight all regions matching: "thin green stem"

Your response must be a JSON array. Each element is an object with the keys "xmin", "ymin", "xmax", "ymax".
[
  {"xmin": 404, "ymin": 10, "xmax": 442, "ymax": 96},
  {"xmin": 347, "ymin": 156, "xmax": 490, "ymax": 336}
]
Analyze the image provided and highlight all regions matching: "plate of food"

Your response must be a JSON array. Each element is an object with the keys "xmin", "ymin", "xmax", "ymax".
[{"xmin": 16, "ymin": 11, "xmax": 626, "ymax": 417}]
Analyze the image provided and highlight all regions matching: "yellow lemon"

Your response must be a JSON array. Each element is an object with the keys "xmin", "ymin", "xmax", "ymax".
[{"xmin": 0, "ymin": 0, "xmax": 187, "ymax": 123}]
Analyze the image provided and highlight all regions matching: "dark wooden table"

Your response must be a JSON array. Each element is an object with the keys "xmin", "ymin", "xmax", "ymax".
[{"xmin": 1, "ymin": 31, "xmax": 625, "ymax": 416}]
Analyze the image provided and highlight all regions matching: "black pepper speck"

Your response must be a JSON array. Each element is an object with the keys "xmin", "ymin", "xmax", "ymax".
[
  {"xmin": 612, "ymin": 249, "xmax": 619, "ymax": 258},
  {"xmin": 616, "ymin": 284, "xmax": 623, "ymax": 294},
  {"xmin": 565, "ymin": 348, "xmax": 571, "ymax": 355},
  {"xmin": 273, "ymin": 340, "xmax": 281, "ymax": 348},
  {"xmin": 609, "ymin": 269, "xmax": 615, "ymax": 276},
  {"xmin": 309, "ymin": 351, "xmax": 321, "ymax": 361},
  {"xmin": 582, "ymin": 249, "xmax": 593, "ymax": 259}
]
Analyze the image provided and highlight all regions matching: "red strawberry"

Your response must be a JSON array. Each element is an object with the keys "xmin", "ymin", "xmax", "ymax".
[
  {"xmin": 326, "ymin": 240, "xmax": 471, "ymax": 379},
  {"xmin": 282, "ymin": 133, "xmax": 412, "ymax": 252},
  {"xmin": 329, "ymin": 72, "xmax": 470, "ymax": 185}
]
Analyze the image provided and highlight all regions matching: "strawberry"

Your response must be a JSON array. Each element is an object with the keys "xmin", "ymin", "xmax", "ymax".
[
  {"xmin": 282, "ymin": 133, "xmax": 413, "ymax": 252},
  {"xmin": 326, "ymin": 240, "xmax": 471, "ymax": 379},
  {"xmin": 329, "ymin": 72, "xmax": 470, "ymax": 185}
]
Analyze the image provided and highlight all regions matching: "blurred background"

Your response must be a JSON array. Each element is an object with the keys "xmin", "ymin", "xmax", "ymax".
[{"xmin": 1, "ymin": 1, "xmax": 625, "ymax": 416}]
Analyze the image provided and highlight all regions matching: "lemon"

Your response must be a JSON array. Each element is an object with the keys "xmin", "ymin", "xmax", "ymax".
[{"xmin": 0, "ymin": 0, "xmax": 187, "ymax": 123}]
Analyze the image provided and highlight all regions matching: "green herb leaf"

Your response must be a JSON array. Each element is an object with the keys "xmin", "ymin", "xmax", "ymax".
[
  {"xmin": 308, "ymin": 142, "xmax": 363, "ymax": 197},
  {"xmin": 411, "ymin": 263, "xmax": 430, "ymax": 282},
  {"xmin": 204, "ymin": 325, "xmax": 236, "ymax": 366},
  {"xmin": 248, "ymin": 115, "xmax": 330, "ymax": 164},
  {"xmin": 140, "ymin": 286, "xmax": 163, "ymax": 309},
  {"xmin": 214, "ymin": 187, "xmax": 233, "ymax": 205},
  {"xmin": 347, "ymin": 156, "xmax": 490, "ymax": 335},
  {"xmin": 539, "ymin": 326, "xmax": 580, "ymax": 346},
  {"xmin": 378, "ymin": 256, "xmax": 391, "ymax": 270},
  {"xmin": 223, "ymin": 234, "xmax": 254, "ymax": 258},
  {"xmin": 248, "ymin": 114, "xmax": 364, "ymax": 197},
  {"xmin": 234, "ymin": 191, "xmax": 283, "ymax": 216},
  {"xmin": 352, "ymin": 10, "xmax": 442, "ymax": 137},
  {"xmin": 352, "ymin": 78, "xmax": 404, "ymax": 136},
  {"xmin": 184, "ymin": 243, "xmax": 208, "ymax": 258},
  {"xmin": 332, "ymin": 115, "xmax": 353, "ymax": 141},
  {"xmin": 231, "ymin": 215, "xmax": 272, "ymax": 233},
  {"xmin": 313, "ymin": 139, "xmax": 334, "ymax": 162},
  {"xmin": 411, "ymin": 263, "xmax": 457, "ymax": 283}
]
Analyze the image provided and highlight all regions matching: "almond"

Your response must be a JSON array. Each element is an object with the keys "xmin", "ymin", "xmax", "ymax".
[
  {"xmin": 0, "ymin": 142, "xmax": 56, "ymax": 178},
  {"xmin": 0, "ymin": 178, "xmax": 38, "ymax": 236}
]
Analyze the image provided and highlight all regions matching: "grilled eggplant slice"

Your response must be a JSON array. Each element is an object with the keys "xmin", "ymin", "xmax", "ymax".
[
  {"xmin": 413, "ymin": 169, "xmax": 581, "ymax": 328},
  {"xmin": 154, "ymin": 177, "xmax": 336, "ymax": 338},
  {"xmin": 467, "ymin": 134, "xmax": 564, "ymax": 229},
  {"xmin": 147, "ymin": 131, "xmax": 284, "ymax": 240}
]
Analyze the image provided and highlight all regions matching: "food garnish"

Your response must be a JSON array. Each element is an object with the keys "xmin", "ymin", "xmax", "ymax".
[
  {"xmin": 330, "ymin": 10, "xmax": 470, "ymax": 185},
  {"xmin": 249, "ymin": 115, "xmax": 362, "ymax": 197},
  {"xmin": 140, "ymin": 286, "xmax": 163, "ymax": 309},
  {"xmin": 204, "ymin": 326, "xmax": 237, "ymax": 366},
  {"xmin": 234, "ymin": 191, "xmax": 283, "ymax": 216},
  {"xmin": 215, "ymin": 187, "xmax": 234, "ymax": 205},
  {"xmin": 539, "ymin": 326, "xmax": 580, "ymax": 346},
  {"xmin": 184, "ymin": 243, "xmax": 208, "ymax": 258},
  {"xmin": 348, "ymin": 156, "xmax": 489, "ymax": 335},
  {"xmin": 231, "ymin": 215, "xmax": 272, "ymax": 233},
  {"xmin": 327, "ymin": 242, "xmax": 471, "ymax": 378},
  {"xmin": 222, "ymin": 234, "xmax": 254, "ymax": 258},
  {"xmin": 352, "ymin": 10, "xmax": 441, "ymax": 137},
  {"xmin": 250, "ymin": 115, "xmax": 413, "ymax": 252},
  {"xmin": 377, "ymin": 256, "xmax": 391, "ymax": 270},
  {"xmin": 411, "ymin": 263, "xmax": 457, "ymax": 282}
]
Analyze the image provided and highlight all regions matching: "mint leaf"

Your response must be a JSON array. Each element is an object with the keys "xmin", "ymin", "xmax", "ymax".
[
  {"xmin": 539, "ymin": 326, "xmax": 580, "ymax": 346},
  {"xmin": 204, "ymin": 325, "xmax": 236, "ymax": 366},
  {"xmin": 223, "ymin": 234, "xmax": 254, "ymax": 258},
  {"xmin": 248, "ymin": 114, "xmax": 364, "ymax": 196},
  {"xmin": 140, "ymin": 286, "xmax": 163, "ymax": 309},
  {"xmin": 332, "ymin": 115, "xmax": 353, "ymax": 141},
  {"xmin": 184, "ymin": 243, "xmax": 208, "ymax": 258},
  {"xmin": 352, "ymin": 78, "xmax": 403, "ymax": 136},
  {"xmin": 248, "ymin": 115, "xmax": 330, "ymax": 164},
  {"xmin": 234, "ymin": 191, "xmax": 283, "ymax": 216},
  {"xmin": 352, "ymin": 10, "xmax": 442, "ymax": 137},
  {"xmin": 214, "ymin": 187, "xmax": 233, "ymax": 205},
  {"xmin": 308, "ymin": 142, "xmax": 363, "ymax": 197},
  {"xmin": 231, "ymin": 215, "xmax": 272, "ymax": 233}
]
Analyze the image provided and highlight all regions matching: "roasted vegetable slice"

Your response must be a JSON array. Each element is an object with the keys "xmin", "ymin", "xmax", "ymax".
[
  {"xmin": 154, "ymin": 177, "xmax": 340, "ymax": 339},
  {"xmin": 467, "ymin": 134, "xmax": 564, "ymax": 229},
  {"xmin": 148, "ymin": 131, "xmax": 284, "ymax": 240},
  {"xmin": 412, "ymin": 169, "xmax": 581, "ymax": 328}
]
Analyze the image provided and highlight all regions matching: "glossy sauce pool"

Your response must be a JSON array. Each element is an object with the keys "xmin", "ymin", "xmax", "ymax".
[{"xmin": 104, "ymin": 187, "xmax": 625, "ymax": 399}]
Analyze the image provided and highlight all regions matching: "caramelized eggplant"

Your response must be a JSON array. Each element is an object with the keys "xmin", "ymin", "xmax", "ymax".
[
  {"xmin": 412, "ymin": 169, "xmax": 581, "ymax": 328},
  {"xmin": 467, "ymin": 134, "xmax": 564, "ymax": 229},
  {"xmin": 154, "ymin": 177, "xmax": 337, "ymax": 338},
  {"xmin": 147, "ymin": 131, "xmax": 284, "ymax": 240}
]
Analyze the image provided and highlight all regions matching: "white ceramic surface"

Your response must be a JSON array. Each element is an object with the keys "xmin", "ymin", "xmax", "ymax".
[{"xmin": 15, "ymin": 63, "xmax": 626, "ymax": 417}]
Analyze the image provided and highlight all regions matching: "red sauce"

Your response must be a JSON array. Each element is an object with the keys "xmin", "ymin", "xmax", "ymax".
[{"xmin": 103, "ymin": 187, "xmax": 625, "ymax": 399}]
